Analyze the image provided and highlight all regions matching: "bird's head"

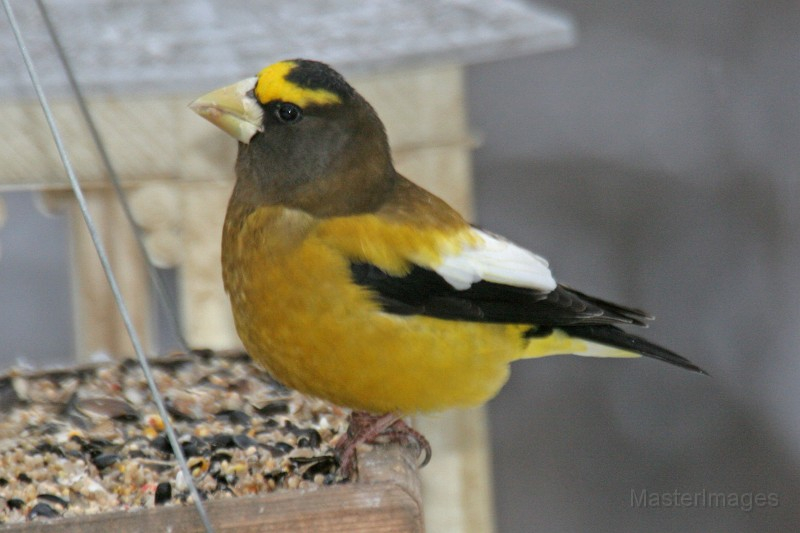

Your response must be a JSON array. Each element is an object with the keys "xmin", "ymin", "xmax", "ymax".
[{"xmin": 190, "ymin": 59, "xmax": 395, "ymax": 216}]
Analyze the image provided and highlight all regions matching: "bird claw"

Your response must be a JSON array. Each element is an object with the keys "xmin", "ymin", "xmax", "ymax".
[
  {"xmin": 334, "ymin": 411, "xmax": 432, "ymax": 479},
  {"xmin": 378, "ymin": 421, "xmax": 432, "ymax": 468}
]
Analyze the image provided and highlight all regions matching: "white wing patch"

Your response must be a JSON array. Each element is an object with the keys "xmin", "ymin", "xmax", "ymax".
[{"xmin": 433, "ymin": 228, "xmax": 557, "ymax": 292}]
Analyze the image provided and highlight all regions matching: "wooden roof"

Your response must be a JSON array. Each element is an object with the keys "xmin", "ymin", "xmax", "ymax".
[{"xmin": 1, "ymin": 0, "xmax": 573, "ymax": 98}]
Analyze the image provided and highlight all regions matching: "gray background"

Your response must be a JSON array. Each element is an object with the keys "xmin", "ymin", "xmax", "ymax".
[
  {"xmin": 2, "ymin": 1, "xmax": 799, "ymax": 531},
  {"xmin": 470, "ymin": 1, "xmax": 800, "ymax": 531}
]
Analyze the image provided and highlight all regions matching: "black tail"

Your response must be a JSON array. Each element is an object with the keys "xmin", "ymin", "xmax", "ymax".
[{"xmin": 564, "ymin": 325, "xmax": 707, "ymax": 375}]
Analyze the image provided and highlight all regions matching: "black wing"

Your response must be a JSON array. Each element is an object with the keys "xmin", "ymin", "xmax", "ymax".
[
  {"xmin": 350, "ymin": 262, "xmax": 650, "ymax": 327},
  {"xmin": 350, "ymin": 261, "xmax": 705, "ymax": 373}
]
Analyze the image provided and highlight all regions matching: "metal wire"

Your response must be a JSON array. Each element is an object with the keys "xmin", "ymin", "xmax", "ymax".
[
  {"xmin": 2, "ymin": 2, "xmax": 214, "ymax": 531},
  {"xmin": 34, "ymin": 0, "xmax": 190, "ymax": 355}
]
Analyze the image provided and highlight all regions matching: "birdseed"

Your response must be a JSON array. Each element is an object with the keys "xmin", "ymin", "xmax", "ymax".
[{"xmin": 0, "ymin": 350, "xmax": 349, "ymax": 525}]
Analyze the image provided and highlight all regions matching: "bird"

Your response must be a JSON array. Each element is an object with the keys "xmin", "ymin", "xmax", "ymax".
[{"xmin": 189, "ymin": 58, "xmax": 705, "ymax": 477}]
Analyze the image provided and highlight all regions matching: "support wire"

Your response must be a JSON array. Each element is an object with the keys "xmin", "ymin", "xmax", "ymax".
[
  {"xmin": 35, "ymin": 0, "xmax": 190, "ymax": 355},
  {"xmin": 2, "ymin": 2, "xmax": 214, "ymax": 531}
]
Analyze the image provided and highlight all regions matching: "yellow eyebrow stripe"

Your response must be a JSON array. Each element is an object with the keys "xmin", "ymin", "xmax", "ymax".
[{"xmin": 254, "ymin": 61, "xmax": 342, "ymax": 107}]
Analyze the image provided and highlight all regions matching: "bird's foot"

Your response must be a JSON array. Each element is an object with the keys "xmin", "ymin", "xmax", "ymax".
[{"xmin": 334, "ymin": 411, "xmax": 432, "ymax": 479}]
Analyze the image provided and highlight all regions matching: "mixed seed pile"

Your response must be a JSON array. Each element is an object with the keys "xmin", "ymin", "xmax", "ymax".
[{"xmin": 0, "ymin": 350, "xmax": 349, "ymax": 525}]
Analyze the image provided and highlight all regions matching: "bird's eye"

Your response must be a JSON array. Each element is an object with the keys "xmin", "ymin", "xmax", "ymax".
[{"xmin": 273, "ymin": 102, "xmax": 303, "ymax": 124}]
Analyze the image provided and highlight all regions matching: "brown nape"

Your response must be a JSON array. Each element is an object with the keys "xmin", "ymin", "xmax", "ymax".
[
  {"xmin": 232, "ymin": 98, "xmax": 398, "ymax": 219},
  {"xmin": 375, "ymin": 175, "xmax": 467, "ymax": 228}
]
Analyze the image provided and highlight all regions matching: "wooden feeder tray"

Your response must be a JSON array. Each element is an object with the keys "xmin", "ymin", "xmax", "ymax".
[{"xmin": 0, "ymin": 351, "xmax": 422, "ymax": 532}]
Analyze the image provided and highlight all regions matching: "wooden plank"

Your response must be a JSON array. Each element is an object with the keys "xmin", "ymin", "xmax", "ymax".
[
  {"xmin": 0, "ymin": 66, "xmax": 470, "ymax": 190},
  {"xmin": 0, "ymin": 99, "xmax": 188, "ymax": 189},
  {"xmin": 0, "ymin": 445, "xmax": 422, "ymax": 533}
]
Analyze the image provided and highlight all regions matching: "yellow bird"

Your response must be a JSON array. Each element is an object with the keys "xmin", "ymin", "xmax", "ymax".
[{"xmin": 190, "ymin": 59, "xmax": 704, "ymax": 475}]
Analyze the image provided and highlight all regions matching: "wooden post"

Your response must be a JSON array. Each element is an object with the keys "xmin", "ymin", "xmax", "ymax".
[{"xmin": 68, "ymin": 188, "xmax": 153, "ymax": 361}]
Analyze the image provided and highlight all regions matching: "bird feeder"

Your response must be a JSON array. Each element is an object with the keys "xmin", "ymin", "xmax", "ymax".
[{"xmin": 0, "ymin": 1, "xmax": 574, "ymax": 531}]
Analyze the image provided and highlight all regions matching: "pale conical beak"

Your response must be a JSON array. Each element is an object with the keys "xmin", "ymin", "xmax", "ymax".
[{"xmin": 189, "ymin": 76, "xmax": 263, "ymax": 144}]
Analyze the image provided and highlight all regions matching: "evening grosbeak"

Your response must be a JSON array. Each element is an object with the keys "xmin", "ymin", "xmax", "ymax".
[{"xmin": 190, "ymin": 59, "xmax": 704, "ymax": 476}]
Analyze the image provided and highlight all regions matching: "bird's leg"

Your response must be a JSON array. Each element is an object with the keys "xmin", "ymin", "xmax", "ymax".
[
  {"xmin": 335, "ymin": 412, "xmax": 398, "ymax": 479},
  {"xmin": 335, "ymin": 411, "xmax": 432, "ymax": 479}
]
